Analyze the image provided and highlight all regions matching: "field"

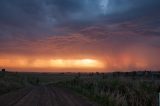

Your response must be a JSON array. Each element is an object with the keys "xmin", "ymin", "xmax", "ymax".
[{"xmin": 0, "ymin": 71, "xmax": 160, "ymax": 106}]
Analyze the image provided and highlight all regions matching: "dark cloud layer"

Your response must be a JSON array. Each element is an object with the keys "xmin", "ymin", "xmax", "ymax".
[
  {"xmin": 0, "ymin": 0, "xmax": 160, "ymax": 71},
  {"xmin": 0, "ymin": 0, "xmax": 159, "ymax": 31}
]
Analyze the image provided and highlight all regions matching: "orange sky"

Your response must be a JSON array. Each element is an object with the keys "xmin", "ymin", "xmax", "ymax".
[
  {"xmin": 0, "ymin": 51, "xmax": 159, "ymax": 72},
  {"xmin": 0, "ymin": 55, "xmax": 106, "ymax": 72}
]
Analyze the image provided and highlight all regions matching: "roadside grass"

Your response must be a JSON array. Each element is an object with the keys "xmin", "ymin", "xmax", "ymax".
[
  {"xmin": 0, "ymin": 72, "xmax": 23, "ymax": 95},
  {"xmin": 56, "ymin": 76, "xmax": 159, "ymax": 106},
  {"xmin": 0, "ymin": 71, "xmax": 39, "ymax": 95}
]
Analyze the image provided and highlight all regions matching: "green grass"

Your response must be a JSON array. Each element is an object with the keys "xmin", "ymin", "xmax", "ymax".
[
  {"xmin": 56, "ymin": 76, "xmax": 159, "ymax": 106},
  {"xmin": 0, "ymin": 72, "xmax": 23, "ymax": 95}
]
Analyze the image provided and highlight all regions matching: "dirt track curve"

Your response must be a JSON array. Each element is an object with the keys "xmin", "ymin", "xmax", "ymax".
[{"xmin": 0, "ymin": 86, "xmax": 96, "ymax": 106}]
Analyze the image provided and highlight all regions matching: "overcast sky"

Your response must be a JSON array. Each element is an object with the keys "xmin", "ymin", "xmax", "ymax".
[{"xmin": 0, "ymin": 0, "xmax": 160, "ymax": 71}]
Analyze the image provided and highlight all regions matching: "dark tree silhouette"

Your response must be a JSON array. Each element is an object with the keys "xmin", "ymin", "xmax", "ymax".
[
  {"xmin": 1, "ymin": 68, "xmax": 6, "ymax": 77},
  {"xmin": 2, "ymin": 68, "xmax": 5, "ymax": 72}
]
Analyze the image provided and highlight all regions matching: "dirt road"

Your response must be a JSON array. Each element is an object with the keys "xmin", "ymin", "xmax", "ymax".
[{"xmin": 0, "ymin": 86, "xmax": 96, "ymax": 106}]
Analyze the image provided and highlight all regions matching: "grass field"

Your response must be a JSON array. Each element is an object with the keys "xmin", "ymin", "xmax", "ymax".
[
  {"xmin": 0, "ymin": 71, "xmax": 74, "ymax": 95},
  {"xmin": 0, "ymin": 71, "xmax": 159, "ymax": 106}
]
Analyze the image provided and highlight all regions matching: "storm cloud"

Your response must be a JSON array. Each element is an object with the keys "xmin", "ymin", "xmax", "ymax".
[{"xmin": 0, "ymin": 0, "xmax": 160, "ymax": 71}]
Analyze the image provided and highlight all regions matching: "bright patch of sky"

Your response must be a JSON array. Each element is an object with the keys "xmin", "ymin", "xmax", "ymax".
[{"xmin": 100, "ymin": 0, "xmax": 109, "ymax": 14}]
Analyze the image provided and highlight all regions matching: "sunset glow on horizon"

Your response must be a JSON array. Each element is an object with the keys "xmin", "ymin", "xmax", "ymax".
[
  {"xmin": 0, "ymin": 53, "xmax": 157, "ymax": 72},
  {"xmin": 0, "ymin": 56, "xmax": 106, "ymax": 71}
]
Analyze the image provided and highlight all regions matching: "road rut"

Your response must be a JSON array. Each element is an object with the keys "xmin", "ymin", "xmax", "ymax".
[{"xmin": 0, "ymin": 86, "xmax": 96, "ymax": 106}]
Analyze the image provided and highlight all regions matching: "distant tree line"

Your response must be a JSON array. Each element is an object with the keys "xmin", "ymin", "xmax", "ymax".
[{"xmin": 84, "ymin": 71, "xmax": 160, "ymax": 80}]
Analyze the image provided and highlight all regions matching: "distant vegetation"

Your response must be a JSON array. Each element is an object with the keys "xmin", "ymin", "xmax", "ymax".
[{"xmin": 0, "ymin": 69, "xmax": 160, "ymax": 106}]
